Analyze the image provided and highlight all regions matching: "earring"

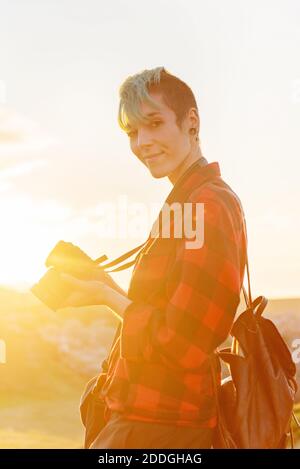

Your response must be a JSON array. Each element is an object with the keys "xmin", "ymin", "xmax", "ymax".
[{"xmin": 190, "ymin": 128, "xmax": 199, "ymax": 141}]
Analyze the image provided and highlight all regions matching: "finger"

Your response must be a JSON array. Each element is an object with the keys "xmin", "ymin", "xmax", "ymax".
[
  {"xmin": 60, "ymin": 273, "xmax": 83, "ymax": 287},
  {"xmin": 58, "ymin": 292, "xmax": 80, "ymax": 309}
]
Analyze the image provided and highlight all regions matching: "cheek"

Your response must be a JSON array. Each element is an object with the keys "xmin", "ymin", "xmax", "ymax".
[
  {"xmin": 166, "ymin": 131, "xmax": 189, "ymax": 156},
  {"xmin": 130, "ymin": 141, "xmax": 144, "ymax": 164},
  {"xmin": 176, "ymin": 130, "xmax": 190, "ymax": 151}
]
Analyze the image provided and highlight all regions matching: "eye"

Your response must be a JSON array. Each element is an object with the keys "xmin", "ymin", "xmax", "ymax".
[
  {"xmin": 126, "ymin": 121, "xmax": 161, "ymax": 138},
  {"xmin": 151, "ymin": 120, "xmax": 162, "ymax": 128}
]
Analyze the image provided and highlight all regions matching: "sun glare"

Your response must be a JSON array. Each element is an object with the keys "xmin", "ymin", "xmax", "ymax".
[{"xmin": 0, "ymin": 195, "xmax": 71, "ymax": 289}]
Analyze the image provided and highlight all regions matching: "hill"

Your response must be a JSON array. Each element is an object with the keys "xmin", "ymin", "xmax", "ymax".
[{"xmin": 0, "ymin": 286, "xmax": 299, "ymax": 448}]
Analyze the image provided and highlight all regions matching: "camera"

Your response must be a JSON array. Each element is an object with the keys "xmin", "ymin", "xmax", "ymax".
[{"xmin": 30, "ymin": 241, "xmax": 108, "ymax": 311}]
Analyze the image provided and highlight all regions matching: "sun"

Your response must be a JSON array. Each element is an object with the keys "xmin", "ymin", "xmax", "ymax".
[{"xmin": 0, "ymin": 195, "xmax": 64, "ymax": 290}]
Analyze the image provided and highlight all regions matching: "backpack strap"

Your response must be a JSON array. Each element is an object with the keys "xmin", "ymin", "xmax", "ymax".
[{"xmin": 241, "ymin": 216, "xmax": 252, "ymax": 309}]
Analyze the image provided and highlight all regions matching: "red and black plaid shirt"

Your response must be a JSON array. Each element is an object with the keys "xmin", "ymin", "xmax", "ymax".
[{"xmin": 101, "ymin": 161, "xmax": 247, "ymax": 428}]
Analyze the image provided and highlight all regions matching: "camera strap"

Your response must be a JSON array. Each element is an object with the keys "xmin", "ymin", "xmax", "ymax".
[
  {"xmin": 96, "ymin": 240, "xmax": 148, "ymax": 273},
  {"xmin": 90, "ymin": 157, "xmax": 254, "ymax": 293},
  {"xmin": 92, "ymin": 158, "xmax": 215, "ymax": 274}
]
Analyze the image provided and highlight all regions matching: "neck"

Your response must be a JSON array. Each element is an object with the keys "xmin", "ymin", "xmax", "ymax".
[{"xmin": 168, "ymin": 145, "xmax": 204, "ymax": 186}]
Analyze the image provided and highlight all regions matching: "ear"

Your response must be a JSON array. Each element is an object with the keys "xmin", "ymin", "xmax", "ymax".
[{"xmin": 188, "ymin": 107, "xmax": 200, "ymax": 133}]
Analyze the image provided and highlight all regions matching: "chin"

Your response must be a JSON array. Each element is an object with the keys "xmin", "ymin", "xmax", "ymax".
[
  {"xmin": 148, "ymin": 168, "xmax": 169, "ymax": 179},
  {"xmin": 147, "ymin": 160, "xmax": 174, "ymax": 179}
]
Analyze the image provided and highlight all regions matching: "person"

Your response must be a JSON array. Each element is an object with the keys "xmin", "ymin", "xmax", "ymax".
[{"xmin": 59, "ymin": 66, "xmax": 247, "ymax": 449}]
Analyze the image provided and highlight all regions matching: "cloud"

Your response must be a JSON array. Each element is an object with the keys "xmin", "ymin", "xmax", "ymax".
[
  {"xmin": 0, "ymin": 159, "xmax": 47, "ymax": 179},
  {"xmin": 0, "ymin": 108, "xmax": 55, "ymax": 154},
  {"xmin": 0, "ymin": 158, "xmax": 48, "ymax": 193},
  {"xmin": 0, "ymin": 107, "xmax": 56, "ymax": 191}
]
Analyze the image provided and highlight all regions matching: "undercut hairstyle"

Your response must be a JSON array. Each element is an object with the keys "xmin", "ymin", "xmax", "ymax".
[{"xmin": 118, "ymin": 66, "xmax": 199, "ymax": 134}]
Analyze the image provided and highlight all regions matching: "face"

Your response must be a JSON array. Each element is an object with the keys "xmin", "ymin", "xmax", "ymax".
[{"xmin": 126, "ymin": 92, "xmax": 198, "ymax": 182}]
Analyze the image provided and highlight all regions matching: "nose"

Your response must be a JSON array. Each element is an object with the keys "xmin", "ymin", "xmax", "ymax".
[{"xmin": 136, "ymin": 127, "xmax": 152, "ymax": 148}]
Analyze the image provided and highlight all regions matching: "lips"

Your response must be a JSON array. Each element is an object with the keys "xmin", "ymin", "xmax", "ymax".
[{"xmin": 144, "ymin": 152, "xmax": 163, "ymax": 161}]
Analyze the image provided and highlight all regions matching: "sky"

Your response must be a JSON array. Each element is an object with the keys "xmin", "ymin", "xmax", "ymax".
[{"xmin": 0, "ymin": 0, "xmax": 299, "ymax": 298}]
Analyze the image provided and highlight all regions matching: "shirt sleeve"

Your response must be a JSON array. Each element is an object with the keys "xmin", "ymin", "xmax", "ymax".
[{"xmin": 120, "ymin": 195, "xmax": 245, "ymax": 370}]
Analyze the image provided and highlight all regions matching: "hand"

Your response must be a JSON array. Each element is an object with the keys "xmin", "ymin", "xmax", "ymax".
[
  {"xmin": 91, "ymin": 268, "xmax": 127, "ymax": 297},
  {"xmin": 57, "ymin": 273, "xmax": 108, "ymax": 309}
]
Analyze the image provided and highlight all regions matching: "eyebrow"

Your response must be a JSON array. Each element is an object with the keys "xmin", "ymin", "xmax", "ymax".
[{"xmin": 144, "ymin": 112, "xmax": 163, "ymax": 117}]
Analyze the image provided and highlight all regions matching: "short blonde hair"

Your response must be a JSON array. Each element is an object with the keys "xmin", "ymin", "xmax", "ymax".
[{"xmin": 118, "ymin": 66, "xmax": 198, "ymax": 134}]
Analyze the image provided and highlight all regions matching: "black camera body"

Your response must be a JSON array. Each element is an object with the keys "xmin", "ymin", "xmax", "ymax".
[{"xmin": 31, "ymin": 241, "xmax": 107, "ymax": 311}]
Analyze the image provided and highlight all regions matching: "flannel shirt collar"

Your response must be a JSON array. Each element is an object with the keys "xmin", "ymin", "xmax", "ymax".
[{"xmin": 165, "ymin": 158, "xmax": 221, "ymax": 205}]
